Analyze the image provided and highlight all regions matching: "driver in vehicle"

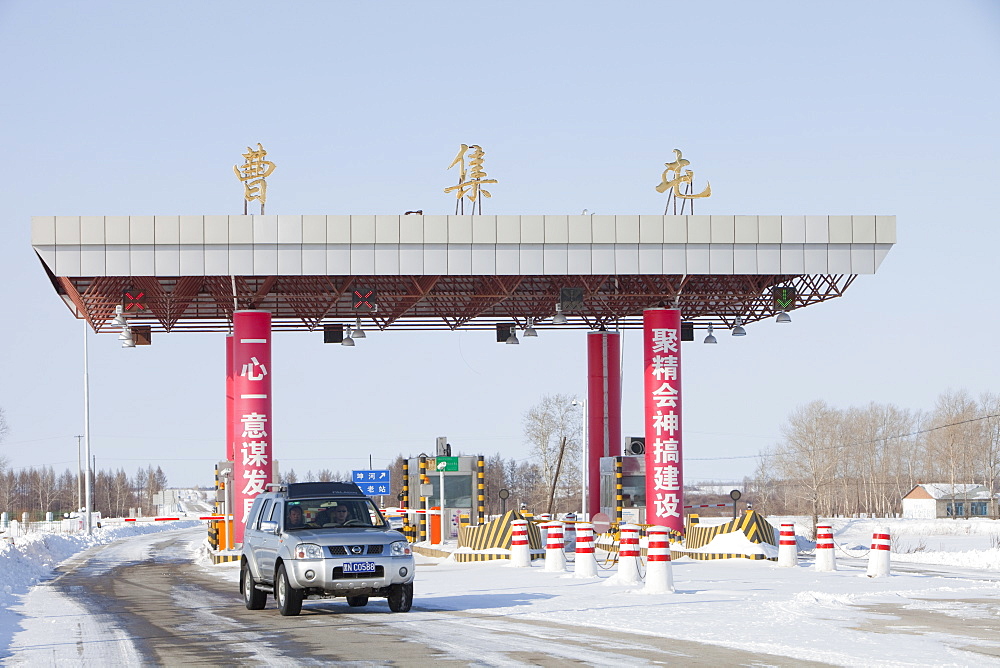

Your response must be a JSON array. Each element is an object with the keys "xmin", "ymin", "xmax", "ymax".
[
  {"xmin": 328, "ymin": 505, "xmax": 351, "ymax": 526},
  {"xmin": 286, "ymin": 505, "xmax": 305, "ymax": 529}
]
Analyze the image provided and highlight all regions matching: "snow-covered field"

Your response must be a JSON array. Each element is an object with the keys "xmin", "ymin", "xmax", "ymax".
[{"xmin": 3, "ymin": 516, "xmax": 1000, "ymax": 666}]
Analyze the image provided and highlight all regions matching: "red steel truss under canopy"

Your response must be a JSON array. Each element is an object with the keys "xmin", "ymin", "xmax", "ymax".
[
  {"xmin": 43, "ymin": 271, "xmax": 856, "ymax": 333},
  {"xmin": 32, "ymin": 214, "xmax": 894, "ymax": 333}
]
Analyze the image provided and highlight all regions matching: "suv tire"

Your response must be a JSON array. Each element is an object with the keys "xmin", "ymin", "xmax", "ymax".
[
  {"xmin": 275, "ymin": 564, "xmax": 304, "ymax": 616},
  {"xmin": 243, "ymin": 563, "xmax": 267, "ymax": 610},
  {"xmin": 346, "ymin": 595, "xmax": 369, "ymax": 607},
  {"xmin": 387, "ymin": 582, "xmax": 413, "ymax": 612}
]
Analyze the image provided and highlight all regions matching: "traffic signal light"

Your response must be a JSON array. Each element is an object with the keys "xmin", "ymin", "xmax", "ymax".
[
  {"xmin": 560, "ymin": 287, "xmax": 584, "ymax": 312},
  {"xmin": 123, "ymin": 290, "xmax": 148, "ymax": 312},
  {"xmin": 351, "ymin": 289, "xmax": 377, "ymax": 312},
  {"xmin": 625, "ymin": 437, "xmax": 645, "ymax": 455},
  {"xmin": 772, "ymin": 286, "xmax": 796, "ymax": 311}
]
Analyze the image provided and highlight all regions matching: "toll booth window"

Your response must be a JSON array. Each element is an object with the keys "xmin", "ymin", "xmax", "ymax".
[
  {"xmin": 601, "ymin": 475, "xmax": 615, "ymax": 509},
  {"xmin": 622, "ymin": 476, "xmax": 645, "ymax": 507}
]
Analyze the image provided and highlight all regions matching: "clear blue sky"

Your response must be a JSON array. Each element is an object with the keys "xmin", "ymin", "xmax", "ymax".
[{"xmin": 1, "ymin": 1, "xmax": 998, "ymax": 488}]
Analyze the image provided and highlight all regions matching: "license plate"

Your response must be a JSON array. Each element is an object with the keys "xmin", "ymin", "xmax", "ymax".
[{"xmin": 343, "ymin": 561, "xmax": 376, "ymax": 574}]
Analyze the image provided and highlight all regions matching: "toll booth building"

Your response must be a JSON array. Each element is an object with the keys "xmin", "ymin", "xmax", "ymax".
[
  {"xmin": 600, "ymin": 455, "xmax": 647, "ymax": 524},
  {"xmin": 407, "ymin": 456, "xmax": 478, "ymax": 538}
]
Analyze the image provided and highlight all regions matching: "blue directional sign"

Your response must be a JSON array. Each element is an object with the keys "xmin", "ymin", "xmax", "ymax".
[{"xmin": 352, "ymin": 469, "xmax": 391, "ymax": 497}]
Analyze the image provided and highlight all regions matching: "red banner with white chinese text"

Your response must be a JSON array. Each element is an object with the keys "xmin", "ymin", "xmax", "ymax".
[
  {"xmin": 643, "ymin": 308, "xmax": 683, "ymax": 533},
  {"xmin": 232, "ymin": 311, "xmax": 273, "ymax": 544},
  {"xmin": 226, "ymin": 334, "xmax": 234, "ymax": 463}
]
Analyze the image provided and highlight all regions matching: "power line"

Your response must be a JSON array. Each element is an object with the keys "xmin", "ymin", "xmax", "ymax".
[{"xmin": 687, "ymin": 412, "xmax": 1000, "ymax": 462}]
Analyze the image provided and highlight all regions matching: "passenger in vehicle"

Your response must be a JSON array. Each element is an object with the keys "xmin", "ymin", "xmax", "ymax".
[{"xmin": 286, "ymin": 505, "xmax": 305, "ymax": 529}]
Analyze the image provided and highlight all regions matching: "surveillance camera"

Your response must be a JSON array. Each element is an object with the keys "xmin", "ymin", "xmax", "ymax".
[{"xmin": 436, "ymin": 461, "xmax": 448, "ymax": 471}]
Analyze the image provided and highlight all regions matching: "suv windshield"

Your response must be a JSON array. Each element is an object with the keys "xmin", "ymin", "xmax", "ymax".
[{"xmin": 283, "ymin": 497, "xmax": 388, "ymax": 531}]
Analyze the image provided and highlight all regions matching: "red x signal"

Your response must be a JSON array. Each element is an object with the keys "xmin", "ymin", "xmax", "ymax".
[
  {"xmin": 124, "ymin": 291, "xmax": 147, "ymax": 311},
  {"xmin": 353, "ymin": 290, "xmax": 375, "ymax": 310}
]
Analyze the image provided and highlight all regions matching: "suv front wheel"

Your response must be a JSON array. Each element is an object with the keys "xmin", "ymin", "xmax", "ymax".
[
  {"xmin": 387, "ymin": 582, "xmax": 413, "ymax": 612},
  {"xmin": 243, "ymin": 563, "xmax": 266, "ymax": 610},
  {"xmin": 275, "ymin": 564, "xmax": 304, "ymax": 616}
]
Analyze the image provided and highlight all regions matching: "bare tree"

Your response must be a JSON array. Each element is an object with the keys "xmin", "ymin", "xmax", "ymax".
[
  {"xmin": 522, "ymin": 394, "xmax": 581, "ymax": 515},
  {"xmin": 772, "ymin": 400, "xmax": 842, "ymax": 535},
  {"xmin": 924, "ymin": 390, "xmax": 978, "ymax": 516},
  {"xmin": 976, "ymin": 392, "xmax": 1000, "ymax": 517}
]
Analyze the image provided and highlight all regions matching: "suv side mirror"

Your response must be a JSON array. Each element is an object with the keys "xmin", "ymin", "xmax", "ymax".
[{"xmin": 259, "ymin": 520, "xmax": 279, "ymax": 535}]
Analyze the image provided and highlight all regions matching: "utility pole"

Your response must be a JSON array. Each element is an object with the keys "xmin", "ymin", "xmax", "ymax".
[{"xmin": 75, "ymin": 435, "xmax": 83, "ymax": 511}]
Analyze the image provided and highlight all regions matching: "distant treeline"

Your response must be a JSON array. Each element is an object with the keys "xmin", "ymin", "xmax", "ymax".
[
  {"xmin": 0, "ymin": 463, "xmax": 168, "ymax": 520},
  {"xmin": 750, "ymin": 391, "xmax": 1000, "ymax": 529}
]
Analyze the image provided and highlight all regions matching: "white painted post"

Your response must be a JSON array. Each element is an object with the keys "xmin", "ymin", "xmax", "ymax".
[
  {"xmin": 614, "ymin": 523, "xmax": 643, "ymax": 585},
  {"xmin": 866, "ymin": 527, "xmax": 891, "ymax": 577},
  {"xmin": 510, "ymin": 519, "xmax": 531, "ymax": 567},
  {"xmin": 574, "ymin": 522, "xmax": 598, "ymax": 578},
  {"xmin": 777, "ymin": 522, "xmax": 798, "ymax": 567},
  {"xmin": 543, "ymin": 521, "xmax": 566, "ymax": 572},
  {"xmin": 643, "ymin": 525, "xmax": 675, "ymax": 593},
  {"xmin": 815, "ymin": 524, "xmax": 836, "ymax": 572}
]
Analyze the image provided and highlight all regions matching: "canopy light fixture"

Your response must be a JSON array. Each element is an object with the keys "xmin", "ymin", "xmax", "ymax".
[
  {"xmin": 352, "ymin": 316, "xmax": 366, "ymax": 339},
  {"xmin": 524, "ymin": 318, "xmax": 538, "ymax": 337}
]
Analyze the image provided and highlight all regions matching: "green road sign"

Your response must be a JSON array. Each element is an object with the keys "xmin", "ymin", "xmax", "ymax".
[{"xmin": 431, "ymin": 456, "xmax": 459, "ymax": 472}]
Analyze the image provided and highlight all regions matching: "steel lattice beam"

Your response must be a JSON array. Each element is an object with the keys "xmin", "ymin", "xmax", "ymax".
[{"xmin": 48, "ymin": 273, "xmax": 855, "ymax": 333}]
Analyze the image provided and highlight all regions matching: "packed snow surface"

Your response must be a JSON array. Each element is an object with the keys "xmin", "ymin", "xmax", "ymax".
[{"xmin": 3, "ymin": 516, "xmax": 1000, "ymax": 666}]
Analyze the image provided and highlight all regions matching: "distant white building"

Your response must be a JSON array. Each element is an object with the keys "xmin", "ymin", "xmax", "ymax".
[{"xmin": 901, "ymin": 483, "xmax": 997, "ymax": 519}]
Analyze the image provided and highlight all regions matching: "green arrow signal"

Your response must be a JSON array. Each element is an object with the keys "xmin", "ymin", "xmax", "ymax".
[{"xmin": 774, "ymin": 287, "xmax": 795, "ymax": 310}]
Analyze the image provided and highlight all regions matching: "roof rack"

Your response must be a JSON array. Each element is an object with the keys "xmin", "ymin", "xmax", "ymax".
[{"xmin": 286, "ymin": 481, "xmax": 365, "ymax": 499}]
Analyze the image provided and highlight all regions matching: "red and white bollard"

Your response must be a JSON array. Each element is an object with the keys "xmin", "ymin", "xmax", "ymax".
[
  {"xmin": 815, "ymin": 524, "xmax": 836, "ymax": 572},
  {"xmin": 564, "ymin": 520, "xmax": 576, "ymax": 552},
  {"xmin": 544, "ymin": 521, "xmax": 566, "ymax": 572},
  {"xmin": 510, "ymin": 519, "xmax": 531, "ymax": 567},
  {"xmin": 574, "ymin": 522, "xmax": 598, "ymax": 578},
  {"xmin": 866, "ymin": 526, "xmax": 891, "ymax": 577},
  {"xmin": 777, "ymin": 523, "xmax": 798, "ymax": 567},
  {"xmin": 643, "ymin": 525, "xmax": 674, "ymax": 593},
  {"xmin": 612, "ymin": 523, "xmax": 642, "ymax": 585},
  {"xmin": 538, "ymin": 514, "xmax": 552, "ymax": 547}
]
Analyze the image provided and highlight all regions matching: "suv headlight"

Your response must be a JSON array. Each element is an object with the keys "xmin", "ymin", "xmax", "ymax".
[
  {"xmin": 293, "ymin": 543, "xmax": 324, "ymax": 560},
  {"xmin": 390, "ymin": 540, "xmax": 412, "ymax": 557}
]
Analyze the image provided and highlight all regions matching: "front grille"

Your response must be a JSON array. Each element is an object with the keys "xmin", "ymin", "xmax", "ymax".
[
  {"xmin": 332, "ymin": 566, "xmax": 385, "ymax": 580},
  {"xmin": 328, "ymin": 545, "xmax": 384, "ymax": 556}
]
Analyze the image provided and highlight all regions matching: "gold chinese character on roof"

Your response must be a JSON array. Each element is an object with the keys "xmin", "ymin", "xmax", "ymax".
[
  {"xmin": 444, "ymin": 144, "xmax": 497, "ymax": 214},
  {"xmin": 656, "ymin": 149, "xmax": 711, "ymax": 214},
  {"xmin": 234, "ymin": 143, "xmax": 276, "ymax": 214}
]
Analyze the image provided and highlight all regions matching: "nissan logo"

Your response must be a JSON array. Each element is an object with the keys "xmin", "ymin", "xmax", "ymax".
[{"xmin": 351, "ymin": 545, "xmax": 363, "ymax": 554}]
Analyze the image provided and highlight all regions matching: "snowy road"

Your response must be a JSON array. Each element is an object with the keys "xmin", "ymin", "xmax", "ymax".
[
  {"xmin": 3, "ymin": 527, "xmax": 826, "ymax": 666},
  {"xmin": 5, "ymin": 525, "xmax": 1000, "ymax": 666}
]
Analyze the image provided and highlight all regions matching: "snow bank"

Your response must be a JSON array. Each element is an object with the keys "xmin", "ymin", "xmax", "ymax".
[{"xmin": 0, "ymin": 521, "xmax": 201, "ymax": 612}]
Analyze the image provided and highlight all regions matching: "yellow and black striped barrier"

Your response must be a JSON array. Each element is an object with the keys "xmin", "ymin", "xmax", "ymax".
[{"xmin": 454, "ymin": 510, "xmax": 544, "ymax": 562}]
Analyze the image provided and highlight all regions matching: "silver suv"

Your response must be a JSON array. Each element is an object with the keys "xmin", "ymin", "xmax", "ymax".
[{"xmin": 240, "ymin": 482, "xmax": 415, "ymax": 616}]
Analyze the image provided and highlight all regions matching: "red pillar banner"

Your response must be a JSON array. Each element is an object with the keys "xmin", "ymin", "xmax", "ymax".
[
  {"xmin": 226, "ymin": 334, "xmax": 234, "ymax": 463},
  {"xmin": 232, "ymin": 311, "xmax": 273, "ymax": 544},
  {"xmin": 586, "ymin": 331, "xmax": 620, "ymax": 519},
  {"xmin": 643, "ymin": 308, "xmax": 683, "ymax": 534}
]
